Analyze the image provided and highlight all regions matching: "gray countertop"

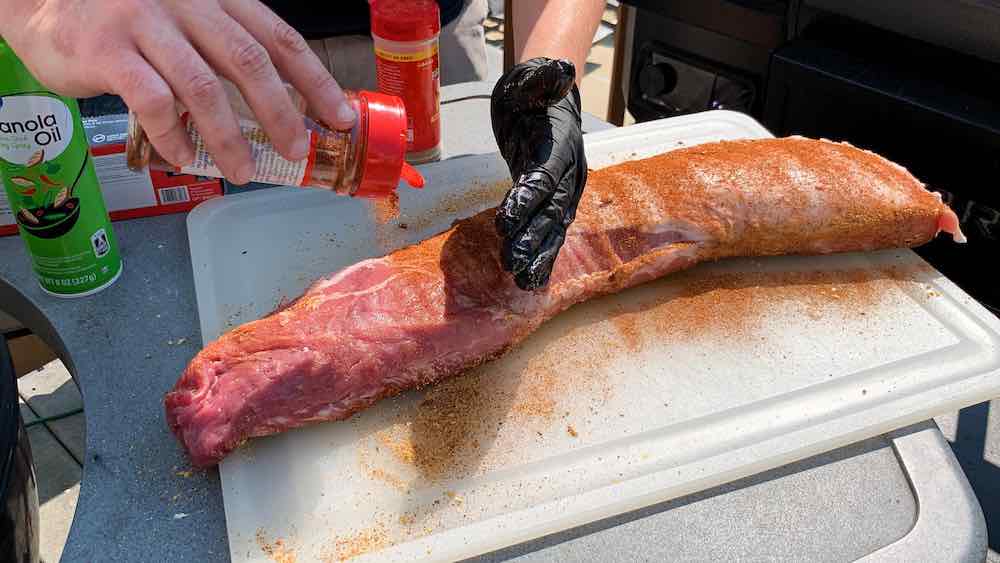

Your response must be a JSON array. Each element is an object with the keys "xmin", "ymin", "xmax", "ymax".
[{"xmin": 0, "ymin": 82, "xmax": 984, "ymax": 562}]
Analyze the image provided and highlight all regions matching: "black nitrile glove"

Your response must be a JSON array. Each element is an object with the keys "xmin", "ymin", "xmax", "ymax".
[{"xmin": 491, "ymin": 57, "xmax": 587, "ymax": 291}]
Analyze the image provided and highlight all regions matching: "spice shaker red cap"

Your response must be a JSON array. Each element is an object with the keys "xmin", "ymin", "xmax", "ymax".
[
  {"xmin": 354, "ymin": 90, "xmax": 409, "ymax": 198},
  {"xmin": 370, "ymin": 0, "xmax": 441, "ymax": 42}
]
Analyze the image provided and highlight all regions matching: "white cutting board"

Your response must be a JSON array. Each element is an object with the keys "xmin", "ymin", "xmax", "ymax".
[{"xmin": 186, "ymin": 111, "xmax": 1000, "ymax": 563}]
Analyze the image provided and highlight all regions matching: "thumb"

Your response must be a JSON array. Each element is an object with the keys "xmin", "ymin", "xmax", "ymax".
[{"xmin": 493, "ymin": 58, "xmax": 576, "ymax": 113}]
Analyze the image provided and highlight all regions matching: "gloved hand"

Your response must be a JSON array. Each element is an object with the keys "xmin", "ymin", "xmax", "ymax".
[{"xmin": 491, "ymin": 58, "xmax": 587, "ymax": 291}]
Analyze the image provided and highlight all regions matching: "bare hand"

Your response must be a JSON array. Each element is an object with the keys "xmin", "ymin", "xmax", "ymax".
[{"xmin": 1, "ymin": 0, "xmax": 356, "ymax": 184}]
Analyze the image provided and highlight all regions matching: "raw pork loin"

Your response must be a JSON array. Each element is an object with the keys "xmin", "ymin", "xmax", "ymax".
[{"xmin": 166, "ymin": 137, "xmax": 964, "ymax": 467}]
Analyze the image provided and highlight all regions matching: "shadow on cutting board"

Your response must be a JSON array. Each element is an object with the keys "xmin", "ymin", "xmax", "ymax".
[{"xmin": 949, "ymin": 402, "xmax": 1000, "ymax": 555}]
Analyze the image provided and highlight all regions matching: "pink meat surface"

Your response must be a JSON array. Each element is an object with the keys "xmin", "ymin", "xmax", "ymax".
[{"xmin": 166, "ymin": 137, "xmax": 963, "ymax": 467}]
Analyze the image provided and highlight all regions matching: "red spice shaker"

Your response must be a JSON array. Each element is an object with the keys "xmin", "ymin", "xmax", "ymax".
[
  {"xmin": 370, "ymin": 0, "xmax": 442, "ymax": 164},
  {"xmin": 125, "ymin": 82, "xmax": 422, "ymax": 199}
]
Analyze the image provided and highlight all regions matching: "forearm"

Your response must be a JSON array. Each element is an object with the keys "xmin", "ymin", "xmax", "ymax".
[{"xmin": 512, "ymin": 0, "xmax": 605, "ymax": 84}]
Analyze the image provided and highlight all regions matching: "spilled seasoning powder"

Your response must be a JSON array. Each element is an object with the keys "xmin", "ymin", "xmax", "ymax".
[
  {"xmin": 358, "ymin": 448, "xmax": 409, "ymax": 492},
  {"xmin": 364, "ymin": 324, "xmax": 615, "ymax": 482},
  {"xmin": 256, "ymin": 529, "xmax": 297, "ymax": 563},
  {"xmin": 332, "ymin": 524, "xmax": 389, "ymax": 561},
  {"xmin": 609, "ymin": 267, "xmax": 911, "ymax": 351},
  {"xmin": 377, "ymin": 430, "xmax": 416, "ymax": 464}
]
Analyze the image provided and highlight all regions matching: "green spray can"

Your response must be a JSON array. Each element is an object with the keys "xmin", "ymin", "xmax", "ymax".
[{"xmin": 0, "ymin": 36, "xmax": 122, "ymax": 297}]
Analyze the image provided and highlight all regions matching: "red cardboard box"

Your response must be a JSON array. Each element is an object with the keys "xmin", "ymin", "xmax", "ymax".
[{"xmin": 1, "ymin": 113, "xmax": 222, "ymax": 237}]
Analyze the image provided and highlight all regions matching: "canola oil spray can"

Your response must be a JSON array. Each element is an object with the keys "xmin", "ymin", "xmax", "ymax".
[{"xmin": 0, "ymin": 36, "xmax": 122, "ymax": 297}]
